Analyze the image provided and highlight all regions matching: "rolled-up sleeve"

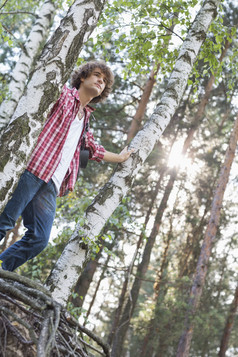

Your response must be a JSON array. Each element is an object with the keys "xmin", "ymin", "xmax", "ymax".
[{"xmin": 85, "ymin": 129, "xmax": 106, "ymax": 162}]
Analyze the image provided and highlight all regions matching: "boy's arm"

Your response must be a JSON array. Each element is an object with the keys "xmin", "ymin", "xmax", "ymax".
[
  {"xmin": 103, "ymin": 146, "xmax": 134, "ymax": 163},
  {"xmin": 85, "ymin": 129, "xmax": 134, "ymax": 163}
]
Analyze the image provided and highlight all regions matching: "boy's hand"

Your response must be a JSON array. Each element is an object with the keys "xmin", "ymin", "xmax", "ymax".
[
  {"xmin": 118, "ymin": 146, "xmax": 135, "ymax": 163},
  {"xmin": 103, "ymin": 147, "xmax": 135, "ymax": 163}
]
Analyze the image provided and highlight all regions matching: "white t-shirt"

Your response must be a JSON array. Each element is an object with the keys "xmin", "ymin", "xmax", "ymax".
[{"xmin": 52, "ymin": 115, "xmax": 85, "ymax": 193}]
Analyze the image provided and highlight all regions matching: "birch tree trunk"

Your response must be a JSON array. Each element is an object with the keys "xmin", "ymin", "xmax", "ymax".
[
  {"xmin": 0, "ymin": 0, "xmax": 58, "ymax": 130},
  {"xmin": 176, "ymin": 114, "xmax": 238, "ymax": 357},
  {"xmin": 0, "ymin": 0, "xmax": 106, "ymax": 212},
  {"xmin": 45, "ymin": 0, "xmax": 221, "ymax": 306}
]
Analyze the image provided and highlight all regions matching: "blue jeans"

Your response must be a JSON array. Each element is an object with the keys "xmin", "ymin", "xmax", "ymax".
[{"xmin": 0, "ymin": 170, "xmax": 57, "ymax": 271}]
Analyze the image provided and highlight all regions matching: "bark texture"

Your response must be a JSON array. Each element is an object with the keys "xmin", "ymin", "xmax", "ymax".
[
  {"xmin": 176, "ymin": 114, "xmax": 238, "ymax": 357},
  {"xmin": 46, "ymin": 0, "xmax": 221, "ymax": 306},
  {"xmin": 0, "ymin": 0, "xmax": 58, "ymax": 129},
  {"xmin": 0, "ymin": 0, "xmax": 106, "ymax": 212}
]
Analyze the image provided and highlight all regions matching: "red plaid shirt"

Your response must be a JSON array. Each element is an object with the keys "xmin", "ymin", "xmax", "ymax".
[{"xmin": 27, "ymin": 85, "xmax": 105, "ymax": 196}]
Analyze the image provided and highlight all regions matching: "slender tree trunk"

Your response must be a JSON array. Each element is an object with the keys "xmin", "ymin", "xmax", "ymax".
[
  {"xmin": 46, "ymin": 0, "xmax": 221, "ymax": 306},
  {"xmin": 107, "ymin": 143, "xmax": 178, "ymax": 347},
  {"xmin": 0, "ymin": 0, "xmax": 58, "ymax": 129},
  {"xmin": 73, "ymin": 65, "xmax": 178, "ymax": 318},
  {"xmin": 140, "ymin": 223, "xmax": 174, "ymax": 357},
  {"xmin": 0, "ymin": 0, "xmax": 106, "ymax": 211},
  {"xmin": 83, "ymin": 254, "xmax": 111, "ymax": 325},
  {"xmin": 72, "ymin": 235, "xmax": 116, "ymax": 308},
  {"xmin": 182, "ymin": 37, "xmax": 231, "ymax": 155},
  {"xmin": 126, "ymin": 22, "xmax": 177, "ymax": 144},
  {"xmin": 108, "ymin": 123, "xmax": 180, "ymax": 347},
  {"xmin": 201, "ymin": 239, "xmax": 234, "ymax": 356},
  {"xmin": 110, "ymin": 169, "xmax": 178, "ymax": 357},
  {"xmin": 72, "ymin": 256, "xmax": 101, "ymax": 308},
  {"xmin": 107, "ymin": 271, "xmax": 130, "ymax": 346},
  {"xmin": 126, "ymin": 63, "xmax": 160, "ymax": 143},
  {"xmin": 176, "ymin": 114, "xmax": 238, "ymax": 357},
  {"xmin": 178, "ymin": 198, "xmax": 211, "ymax": 278},
  {"xmin": 218, "ymin": 285, "xmax": 238, "ymax": 357}
]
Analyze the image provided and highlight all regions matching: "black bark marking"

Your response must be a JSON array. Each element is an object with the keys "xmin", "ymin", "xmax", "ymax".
[{"xmin": 65, "ymin": 8, "xmax": 95, "ymax": 74}]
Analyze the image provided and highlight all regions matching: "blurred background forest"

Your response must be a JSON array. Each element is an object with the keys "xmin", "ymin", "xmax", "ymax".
[{"xmin": 0, "ymin": 0, "xmax": 238, "ymax": 356}]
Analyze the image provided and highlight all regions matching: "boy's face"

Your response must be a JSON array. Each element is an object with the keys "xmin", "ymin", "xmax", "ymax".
[{"xmin": 80, "ymin": 68, "xmax": 107, "ymax": 98}]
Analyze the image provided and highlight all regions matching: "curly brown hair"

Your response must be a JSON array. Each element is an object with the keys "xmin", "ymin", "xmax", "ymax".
[{"xmin": 70, "ymin": 60, "xmax": 114, "ymax": 103}]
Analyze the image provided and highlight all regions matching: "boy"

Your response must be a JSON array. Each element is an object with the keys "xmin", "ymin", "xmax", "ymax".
[{"xmin": 0, "ymin": 61, "xmax": 133, "ymax": 271}]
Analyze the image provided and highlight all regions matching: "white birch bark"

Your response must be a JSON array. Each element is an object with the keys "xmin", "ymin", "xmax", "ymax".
[
  {"xmin": 46, "ymin": 0, "xmax": 221, "ymax": 306},
  {"xmin": 0, "ymin": 0, "xmax": 106, "ymax": 211},
  {"xmin": 0, "ymin": 0, "xmax": 58, "ymax": 129}
]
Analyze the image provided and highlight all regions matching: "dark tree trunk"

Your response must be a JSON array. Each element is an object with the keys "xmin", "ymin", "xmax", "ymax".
[
  {"xmin": 71, "ymin": 252, "xmax": 102, "ymax": 309},
  {"xmin": 126, "ymin": 63, "xmax": 160, "ymax": 144},
  {"xmin": 110, "ymin": 168, "xmax": 177, "ymax": 357},
  {"xmin": 83, "ymin": 254, "xmax": 111, "ymax": 325},
  {"xmin": 140, "ymin": 223, "xmax": 174, "ymax": 357}
]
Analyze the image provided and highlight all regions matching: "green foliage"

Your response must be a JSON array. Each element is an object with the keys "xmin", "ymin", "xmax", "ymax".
[
  {"xmin": 0, "ymin": 0, "xmax": 67, "ymax": 100},
  {"xmin": 0, "ymin": 0, "xmax": 42, "ymax": 47},
  {"xmin": 19, "ymin": 226, "xmax": 73, "ymax": 282},
  {"xmin": 188, "ymin": 5, "xmax": 238, "ymax": 101},
  {"xmin": 92, "ymin": 0, "xmax": 199, "ymax": 76},
  {"xmin": 67, "ymin": 293, "xmax": 87, "ymax": 319}
]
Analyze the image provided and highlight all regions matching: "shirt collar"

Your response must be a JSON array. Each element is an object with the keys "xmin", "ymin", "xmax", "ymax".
[{"xmin": 71, "ymin": 87, "xmax": 95, "ymax": 113}]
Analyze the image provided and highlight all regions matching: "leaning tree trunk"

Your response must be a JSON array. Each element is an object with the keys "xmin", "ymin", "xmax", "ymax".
[
  {"xmin": 126, "ymin": 63, "xmax": 160, "ymax": 144},
  {"xmin": 45, "ymin": 0, "xmax": 221, "ymax": 306},
  {"xmin": 72, "ymin": 253, "xmax": 102, "ymax": 309},
  {"xmin": 0, "ymin": 0, "xmax": 58, "ymax": 130},
  {"xmin": 200, "ymin": 239, "xmax": 235, "ymax": 357},
  {"xmin": 107, "ymin": 154, "xmax": 174, "ymax": 347},
  {"xmin": 176, "ymin": 114, "xmax": 238, "ymax": 357},
  {"xmin": 83, "ymin": 253, "xmax": 111, "ymax": 325},
  {"xmin": 140, "ymin": 218, "xmax": 175, "ymax": 357},
  {"xmin": 218, "ymin": 285, "xmax": 238, "ymax": 357},
  {"xmin": 110, "ymin": 168, "xmax": 177, "ymax": 357},
  {"xmin": 0, "ymin": 0, "xmax": 106, "ymax": 211}
]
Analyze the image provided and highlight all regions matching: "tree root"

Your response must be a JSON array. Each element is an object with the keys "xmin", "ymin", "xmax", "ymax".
[{"xmin": 0, "ymin": 270, "xmax": 110, "ymax": 357}]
